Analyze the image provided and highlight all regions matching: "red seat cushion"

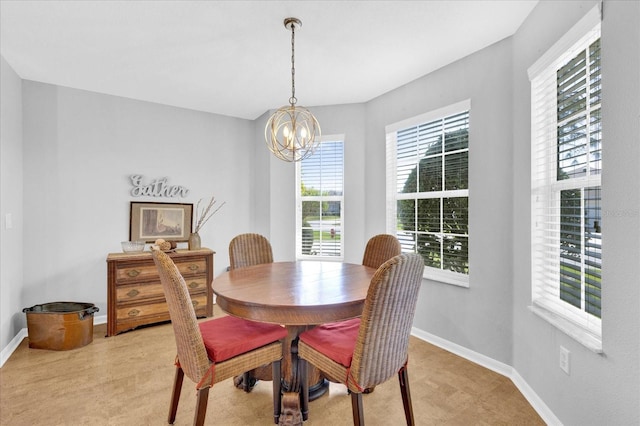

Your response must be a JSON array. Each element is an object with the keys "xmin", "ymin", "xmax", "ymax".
[
  {"xmin": 299, "ymin": 318, "xmax": 360, "ymax": 368},
  {"xmin": 199, "ymin": 315, "xmax": 287, "ymax": 363}
]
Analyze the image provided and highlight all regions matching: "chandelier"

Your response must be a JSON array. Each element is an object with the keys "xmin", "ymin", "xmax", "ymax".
[{"xmin": 265, "ymin": 17, "xmax": 321, "ymax": 162}]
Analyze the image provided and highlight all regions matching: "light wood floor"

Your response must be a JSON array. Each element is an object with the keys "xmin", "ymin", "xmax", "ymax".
[{"xmin": 1, "ymin": 306, "xmax": 544, "ymax": 425}]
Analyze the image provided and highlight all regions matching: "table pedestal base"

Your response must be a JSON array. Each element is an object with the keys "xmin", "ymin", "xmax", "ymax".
[
  {"xmin": 279, "ymin": 392, "xmax": 304, "ymax": 426},
  {"xmin": 278, "ymin": 326, "xmax": 330, "ymax": 425},
  {"xmin": 279, "ymin": 379, "xmax": 328, "ymax": 425},
  {"xmin": 308, "ymin": 378, "xmax": 329, "ymax": 401}
]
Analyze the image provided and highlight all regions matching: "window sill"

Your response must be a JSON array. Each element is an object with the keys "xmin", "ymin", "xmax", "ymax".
[
  {"xmin": 423, "ymin": 268, "xmax": 469, "ymax": 288},
  {"xmin": 296, "ymin": 256, "xmax": 344, "ymax": 262},
  {"xmin": 529, "ymin": 304, "xmax": 603, "ymax": 353}
]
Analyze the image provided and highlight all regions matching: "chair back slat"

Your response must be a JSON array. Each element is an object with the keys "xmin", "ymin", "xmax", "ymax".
[
  {"xmin": 152, "ymin": 249, "xmax": 211, "ymax": 384},
  {"xmin": 362, "ymin": 234, "xmax": 402, "ymax": 269},
  {"xmin": 229, "ymin": 233, "xmax": 274, "ymax": 270},
  {"xmin": 349, "ymin": 253, "xmax": 424, "ymax": 389}
]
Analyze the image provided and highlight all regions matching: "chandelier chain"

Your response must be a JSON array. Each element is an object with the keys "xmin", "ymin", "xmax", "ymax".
[{"xmin": 290, "ymin": 22, "xmax": 297, "ymax": 106}]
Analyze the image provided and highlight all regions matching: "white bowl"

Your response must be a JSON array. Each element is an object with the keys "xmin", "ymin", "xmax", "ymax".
[{"xmin": 121, "ymin": 240, "xmax": 146, "ymax": 253}]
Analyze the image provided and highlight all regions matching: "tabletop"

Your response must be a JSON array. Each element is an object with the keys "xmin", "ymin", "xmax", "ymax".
[{"xmin": 213, "ymin": 261, "xmax": 377, "ymax": 326}]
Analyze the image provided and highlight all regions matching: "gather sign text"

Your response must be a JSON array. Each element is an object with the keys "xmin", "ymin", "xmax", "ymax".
[{"xmin": 130, "ymin": 175, "xmax": 189, "ymax": 198}]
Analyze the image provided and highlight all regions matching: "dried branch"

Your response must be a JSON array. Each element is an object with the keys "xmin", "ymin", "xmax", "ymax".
[{"xmin": 192, "ymin": 196, "xmax": 225, "ymax": 233}]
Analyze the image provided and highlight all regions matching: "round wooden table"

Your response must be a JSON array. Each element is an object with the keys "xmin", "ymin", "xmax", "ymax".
[{"xmin": 213, "ymin": 261, "xmax": 377, "ymax": 426}]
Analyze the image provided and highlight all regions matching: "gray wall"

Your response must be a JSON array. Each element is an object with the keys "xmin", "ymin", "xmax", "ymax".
[
  {"xmin": 0, "ymin": 57, "xmax": 24, "ymax": 355},
  {"xmin": 1, "ymin": 0, "xmax": 638, "ymax": 423},
  {"xmin": 20, "ymin": 81, "xmax": 255, "ymax": 318},
  {"xmin": 512, "ymin": 1, "xmax": 639, "ymax": 424},
  {"xmin": 365, "ymin": 33, "xmax": 515, "ymax": 366}
]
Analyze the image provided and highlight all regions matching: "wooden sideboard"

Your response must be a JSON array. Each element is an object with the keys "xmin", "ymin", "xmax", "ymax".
[{"xmin": 106, "ymin": 248, "xmax": 214, "ymax": 336}]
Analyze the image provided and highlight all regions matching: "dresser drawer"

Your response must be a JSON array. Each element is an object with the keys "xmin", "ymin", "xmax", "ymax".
[
  {"xmin": 116, "ymin": 293, "xmax": 208, "ymax": 330},
  {"xmin": 117, "ymin": 293, "xmax": 208, "ymax": 319},
  {"xmin": 115, "ymin": 258, "xmax": 207, "ymax": 284},
  {"xmin": 116, "ymin": 277, "xmax": 208, "ymax": 304}
]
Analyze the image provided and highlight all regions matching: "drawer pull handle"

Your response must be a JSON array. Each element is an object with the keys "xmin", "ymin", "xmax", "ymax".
[
  {"xmin": 128, "ymin": 309, "xmax": 140, "ymax": 317},
  {"xmin": 188, "ymin": 282, "xmax": 199, "ymax": 289},
  {"xmin": 188, "ymin": 264, "xmax": 199, "ymax": 272},
  {"xmin": 126, "ymin": 289, "xmax": 140, "ymax": 298},
  {"xmin": 126, "ymin": 269, "xmax": 141, "ymax": 278},
  {"xmin": 192, "ymin": 300, "xmax": 199, "ymax": 308}
]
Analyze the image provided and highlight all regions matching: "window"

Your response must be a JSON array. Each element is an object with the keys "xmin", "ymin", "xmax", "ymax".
[
  {"xmin": 296, "ymin": 137, "xmax": 344, "ymax": 259},
  {"xmin": 529, "ymin": 6, "xmax": 602, "ymax": 351},
  {"xmin": 386, "ymin": 100, "xmax": 470, "ymax": 287}
]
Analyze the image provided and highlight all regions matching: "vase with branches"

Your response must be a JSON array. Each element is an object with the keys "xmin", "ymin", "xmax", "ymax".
[{"xmin": 189, "ymin": 196, "xmax": 225, "ymax": 250}]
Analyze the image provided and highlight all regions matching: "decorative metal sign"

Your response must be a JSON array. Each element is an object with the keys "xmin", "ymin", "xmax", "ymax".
[{"xmin": 130, "ymin": 175, "xmax": 189, "ymax": 198}]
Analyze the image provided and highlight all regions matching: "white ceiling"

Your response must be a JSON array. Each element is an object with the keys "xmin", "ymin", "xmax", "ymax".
[{"xmin": 0, "ymin": 1, "xmax": 538, "ymax": 120}]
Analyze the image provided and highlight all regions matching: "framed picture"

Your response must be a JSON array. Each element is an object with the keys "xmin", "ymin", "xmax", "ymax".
[{"xmin": 129, "ymin": 202, "xmax": 193, "ymax": 243}]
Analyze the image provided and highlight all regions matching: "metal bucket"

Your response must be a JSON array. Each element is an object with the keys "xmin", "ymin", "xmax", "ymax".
[{"xmin": 23, "ymin": 302, "xmax": 99, "ymax": 350}]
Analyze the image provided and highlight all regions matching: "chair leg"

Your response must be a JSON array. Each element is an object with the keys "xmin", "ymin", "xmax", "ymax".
[
  {"xmin": 350, "ymin": 392, "xmax": 364, "ymax": 426},
  {"xmin": 398, "ymin": 367, "xmax": 415, "ymax": 426},
  {"xmin": 193, "ymin": 386, "xmax": 209, "ymax": 426},
  {"xmin": 299, "ymin": 358, "xmax": 309, "ymax": 421},
  {"xmin": 168, "ymin": 366, "xmax": 184, "ymax": 424},
  {"xmin": 272, "ymin": 360, "xmax": 282, "ymax": 424}
]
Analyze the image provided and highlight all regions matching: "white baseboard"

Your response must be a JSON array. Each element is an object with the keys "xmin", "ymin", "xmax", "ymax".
[
  {"xmin": 0, "ymin": 328, "xmax": 27, "ymax": 368},
  {"xmin": 411, "ymin": 327, "xmax": 562, "ymax": 426},
  {"xmin": 510, "ymin": 369, "xmax": 562, "ymax": 426},
  {"xmin": 94, "ymin": 314, "xmax": 107, "ymax": 325}
]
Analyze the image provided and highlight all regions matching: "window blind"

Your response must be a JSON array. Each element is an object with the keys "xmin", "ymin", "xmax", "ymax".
[
  {"xmin": 529, "ymin": 7, "xmax": 601, "ymax": 344},
  {"xmin": 297, "ymin": 139, "xmax": 344, "ymax": 258},
  {"xmin": 386, "ymin": 100, "xmax": 470, "ymax": 287}
]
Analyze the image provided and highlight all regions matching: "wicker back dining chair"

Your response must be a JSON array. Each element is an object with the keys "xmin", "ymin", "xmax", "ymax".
[
  {"xmin": 229, "ymin": 233, "xmax": 274, "ymax": 269},
  {"xmin": 228, "ymin": 233, "xmax": 277, "ymax": 391},
  {"xmin": 359, "ymin": 234, "xmax": 402, "ymax": 394},
  {"xmin": 361, "ymin": 234, "xmax": 402, "ymax": 269},
  {"xmin": 152, "ymin": 248, "xmax": 287, "ymax": 425},
  {"xmin": 298, "ymin": 253, "xmax": 424, "ymax": 425}
]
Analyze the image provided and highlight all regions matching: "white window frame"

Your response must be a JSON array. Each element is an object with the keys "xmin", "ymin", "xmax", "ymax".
[
  {"xmin": 528, "ymin": 5, "xmax": 602, "ymax": 352},
  {"xmin": 386, "ymin": 100, "xmax": 470, "ymax": 287},
  {"xmin": 295, "ymin": 135, "xmax": 345, "ymax": 261}
]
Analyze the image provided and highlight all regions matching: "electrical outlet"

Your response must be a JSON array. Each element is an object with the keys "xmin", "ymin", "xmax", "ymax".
[{"xmin": 560, "ymin": 346, "xmax": 570, "ymax": 375}]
